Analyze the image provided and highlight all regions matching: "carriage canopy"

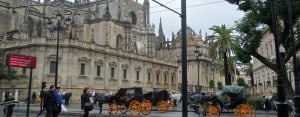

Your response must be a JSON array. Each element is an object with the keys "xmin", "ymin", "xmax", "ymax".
[
  {"xmin": 217, "ymin": 85, "xmax": 249, "ymax": 102},
  {"xmin": 220, "ymin": 85, "xmax": 248, "ymax": 98}
]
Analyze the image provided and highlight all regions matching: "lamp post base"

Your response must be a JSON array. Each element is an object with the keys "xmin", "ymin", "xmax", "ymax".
[
  {"xmin": 277, "ymin": 103, "xmax": 289, "ymax": 117},
  {"xmin": 295, "ymin": 96, "xmax": 300, "ymax": 117}
]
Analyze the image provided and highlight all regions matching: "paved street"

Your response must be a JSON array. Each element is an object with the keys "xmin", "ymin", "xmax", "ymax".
[{"xmin": 1, "ymin": 102, "xmax": 277, "ymax": 117}]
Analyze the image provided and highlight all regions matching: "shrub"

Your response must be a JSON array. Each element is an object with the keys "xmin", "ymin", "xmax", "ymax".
[{"xmin": 246, "ymin": 97, "xmax": 264, "ymax": 109}]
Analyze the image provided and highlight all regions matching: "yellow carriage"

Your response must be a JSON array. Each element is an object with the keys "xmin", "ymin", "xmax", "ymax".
[
  {"xmin": 217, "ymin": 85, "xmax": 255, "ymax": 116},
  {"xmin": 143, "ymin": 88, "xmax": 176, "ymax": 112},
  {"xmin": 107, "ymin": 87, "xmax": 152, "ymax": 116},
  {"xmin": 187, "ymin": 85, "xmax": 254, "ymax": 116}
]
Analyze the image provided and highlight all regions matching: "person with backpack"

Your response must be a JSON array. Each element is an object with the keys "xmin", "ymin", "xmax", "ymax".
[{"xmin": 81, "ymin": 87, "xmax": 93, "ymax": 117}]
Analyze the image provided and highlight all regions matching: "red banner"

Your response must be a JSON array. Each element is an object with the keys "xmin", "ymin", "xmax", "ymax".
[{"xmin": 6, "ymin": 54, "xmax": 36, "ymax": 69}]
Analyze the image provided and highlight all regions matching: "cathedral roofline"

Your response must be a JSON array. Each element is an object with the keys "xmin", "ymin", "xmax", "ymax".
[{"xmin": 0, "ymin": 38, "xmax": 178, "ymax": 67}]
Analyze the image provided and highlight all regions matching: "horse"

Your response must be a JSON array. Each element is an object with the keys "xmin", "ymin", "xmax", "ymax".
[
  {"xmin": 94, "ymin": 92, "xmax": 112, "ymax": 113},
  {"xmin": 169, "ymin": 93, "xmax": 182, "ymax": 106}
]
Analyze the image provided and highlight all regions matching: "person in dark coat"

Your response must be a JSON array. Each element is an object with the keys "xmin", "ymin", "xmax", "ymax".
[
  {"xmin": 32, "ymin": 92, "xmax": 36, "ymax": 104},
  {"xmin": 81, "ymin": 87, "xmax": 92, "ymax": 117},
  {"xmin": 64, "ymin": 92, "xmax": 71, "ymax": 106},
  {"xmin": 4, "ymin": 93, "xmax": 15, "ymax": 117},
  {"xmin": 43, "ymin": 85, "xmax": 58, "ymax": 117}
]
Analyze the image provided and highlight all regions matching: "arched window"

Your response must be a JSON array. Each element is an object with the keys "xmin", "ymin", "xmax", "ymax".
[
  {"xmin": 27, "ymin": 17, "xmax": 34, "ymax": 37},
  {"xmin": 116, "ymin": 34, "xmax": 122, "ymax": 49},
  {"xmin": 37, "ymin": 20, "xmax": 42, "ymax": 37},
  {"xmin": 129, "ymin": 11, "xmax": 137, "ymax": 25}
]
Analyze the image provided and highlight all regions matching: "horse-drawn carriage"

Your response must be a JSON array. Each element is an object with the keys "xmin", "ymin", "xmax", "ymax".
[
  {"xmin": 143, "ymin": 88, "xmax": 175, "ymax": 112},
  {"xmin": 216, "ymin": 85, "xmax": 254, "ymax": 116},
  {"xmin": 188, "ymin": 85, "xmax": 254, "ymax": 116},
  {"xmin": 104, "ymin": 87, "xmax": 152, "ymax": 116}
]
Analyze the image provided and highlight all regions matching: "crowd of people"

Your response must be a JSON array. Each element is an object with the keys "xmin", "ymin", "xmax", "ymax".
[{"xmin": 2, "ymin": 86, "xmax": 111, "ymax": 117}]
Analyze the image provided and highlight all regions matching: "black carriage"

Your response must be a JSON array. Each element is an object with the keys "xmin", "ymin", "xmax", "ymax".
[
  {"xmin": 187, "ymin": 92, "xmax": 220, "ymax": 116},
  {"xmin": 215, "ymin": 85, "xmax": 254, "ymax": 116},
  {"xmin": 216, "ymin": 85, "xmax": 249, "ymax": 110},
  {"xmin": 143, "ymin": 88, "xmax": 175, "ymax": 112},
  {"xmin": 187, "ymin": 86, "xmax": 254, "ymax": 116},
  {"xmin": 107, "ymin": 87, "xmax": 152, "ymax": 116}
]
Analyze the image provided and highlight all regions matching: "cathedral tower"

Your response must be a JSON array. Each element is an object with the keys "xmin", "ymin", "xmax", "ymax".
[
  {"xmin": 158, "ymin": 18, "xmax": 166, "ymax": 49},
  {"xmin": 143, "ymin": 0, "xmax": 150, "ymax": 27}
]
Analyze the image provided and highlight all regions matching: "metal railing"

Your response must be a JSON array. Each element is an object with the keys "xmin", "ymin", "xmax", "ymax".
[{"xmin": 0, "ymin": 101, "xmax": 19, "ymax": 116}]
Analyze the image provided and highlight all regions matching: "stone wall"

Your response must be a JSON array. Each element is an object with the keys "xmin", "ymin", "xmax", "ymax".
[{"xmin": 0, "ymin": 38, "xmax": 178, "ymax": 101}]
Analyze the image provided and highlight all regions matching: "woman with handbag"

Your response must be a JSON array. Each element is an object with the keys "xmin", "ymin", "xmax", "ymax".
[{"xmin": 81, "ymin": 87, "xmax": 93, "ymax": 117}]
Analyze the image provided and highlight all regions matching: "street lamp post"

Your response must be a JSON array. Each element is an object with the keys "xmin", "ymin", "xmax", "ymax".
[
  {"xmin": 194, "ymin": 46, "xmax": 201, "ymax": 92},
  {"xmin": 47, "ymin": 11, "xmax": 71, "ymax": 88},
  {"xmin": 151, "ymin": 0, "xmax": 187, "ymax": 116},
  {"xmin": 212, "ymin": 61, "xmax": 215, "ymax": 93},
  {"xmin": 271, "ymin": 0, "xmax": 288, "ymax": 116},
  {"xmin": 286, "ymin": 0, "xmax": 300, "ymax": 116}
]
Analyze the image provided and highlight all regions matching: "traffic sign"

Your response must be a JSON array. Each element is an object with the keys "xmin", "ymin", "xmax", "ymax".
[{"xmin": 6, "ymin": 54, "xmax": 36, "ymax": 69}]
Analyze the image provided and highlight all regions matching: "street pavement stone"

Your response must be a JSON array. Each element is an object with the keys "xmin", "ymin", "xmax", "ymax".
[{"xmin": 3, "ymin": 102, "xmax": 278, "ymax": 117}]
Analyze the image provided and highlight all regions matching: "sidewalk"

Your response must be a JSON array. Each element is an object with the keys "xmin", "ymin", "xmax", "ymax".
[{"xmin": 12, "ymin": 102, "xmax": 277, "ymax": 116}]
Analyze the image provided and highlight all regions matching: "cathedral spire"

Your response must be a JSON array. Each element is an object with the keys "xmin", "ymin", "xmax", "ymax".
[
  {"xmin": 95, "ymin": 0, "xmax": 100, "ymax": 12},
  {"xmin": 199, "ymin": 29, "xmax": 202, "ymax": 40},
  {"xmin": 103, "ymin": 1, "xmax": 111, "ymax": 20},
  {"xmin": 143, "ymin": 0, "xmax": 150, "ymax": 27},
  {"xmin": 74, "ymin": 0, "xmax": 79, "ymax": 5},
  {"xmin": 158, "ymin": 18, "xmax": 166, "ymax": 49},
  {"xmin": 171, "ymin": 32, "xmax": 176, "ymax": 48},
  {"xmin": 158, "ymin": 18, "xmax": 165, "ymax": 41},
  {"xmin": 95, "ymin": 0, "xmax": 100, "ymax": 18}
]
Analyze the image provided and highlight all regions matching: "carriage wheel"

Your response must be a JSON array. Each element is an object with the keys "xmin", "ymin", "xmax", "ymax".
[
  {"xmin": 129, "ymin": 100, "xmax": 141, "ymax": 116},
  {"xmin": 119, "ymin": 103, "xmax": 128, "ymax": 114},
  {"xmin": 141, "ymin": 99, "xmax": 152, "ymax": 115},
  {"xmin": 234, "ymin": 104, "xmax": 254, "ymax": 116},
  {"xmin": 109, "ymin": 103, "xmax": 118, "ymax": 115},
  {"xmin": 206, "ymin": 105, "xmax": 220, "ymax": 116},
  {"xmin": 167, "ymin": 100, "xmax": 175, "ymax": 112},
  {"xmin": 157, "ymin": 100, "xmax": 168, "ymax": 112}
]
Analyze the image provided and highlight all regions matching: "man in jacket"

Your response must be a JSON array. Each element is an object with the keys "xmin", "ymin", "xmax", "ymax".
[
  {"xmin": 4, "ymin": 93, "xmax": 15, "ymax": 117},
  {"xmin": 55, "ymin": 87, "xmax": 63, "ymax": 114},
  {"xmin": 44, "ymin": 85, "xmax": 58, "ymax": 117}
]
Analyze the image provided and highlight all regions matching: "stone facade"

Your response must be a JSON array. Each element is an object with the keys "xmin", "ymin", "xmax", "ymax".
[
  {"xmin": 0, "ymin": 0, "xmax": 221, "ymax": 101},
  {"xmin": 156, "ymin": 26, "xmax": 223, "ymax": 93},
  {"xmin": 252, "ymin": 28, "xmax": 300, "ymax": 94}
]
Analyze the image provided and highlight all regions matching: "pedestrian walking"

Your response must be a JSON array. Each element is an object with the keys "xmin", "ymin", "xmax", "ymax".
[
  {"xmin": 264, "ymin": 97, "xmax": 271, "ymax": 111},
  {"xmin": 64, "ymin": 92, "xmax": 71, "ymax": 106},
  {"xmin": 55, "ymin": 87, "xmax": 63, "ymax": 114},
  {"xmin": 43, "ymin": 85, "xmax": 58, "ymax": 117},
  {"xmin": 31, "ymin": 92, "xmax": 36, "ymax": 104},
  {"xmin": 3, "ymin": 92, "xmax": 15, "ymax": 117},
  {"xmin": 81, "ymin": 87, "xmax": 93, "ymax": 117}
]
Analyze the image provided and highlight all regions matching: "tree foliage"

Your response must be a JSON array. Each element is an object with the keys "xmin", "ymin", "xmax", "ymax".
[
  {"xmin": 213, "ymin": 58, "xmax": 239, "ymax": 77},
  {"xmin": 244, "ymin": 63, "xmax": 255, "ymax": 93},
  {"xmin": 237, "ymin": 77, "xmax": 248, "ymax": 87},
  {"xmin": 226, "ymin": 0, "xmax": 300, "ymax": 95},
  {"xmin": 217, "ymin": 81, "xmax": 223, "ymax": 90},
  {"xmin": 0, "ymin": 50, "xmax": 18, "ymax": 80},
  {"xmin": 209, "ymin": 80, "xmax": 215, "ymax": 89}
]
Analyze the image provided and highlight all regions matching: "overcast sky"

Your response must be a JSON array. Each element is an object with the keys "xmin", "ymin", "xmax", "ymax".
[
  {"xmin": 148, "ymin": 0, "xmax": 245, "ymax": 39},
  {"xmin": 42, "ymin": 0, "xmax": 245, "ymax": 39}
]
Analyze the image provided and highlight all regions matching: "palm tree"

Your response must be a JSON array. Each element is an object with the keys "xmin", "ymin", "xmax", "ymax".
[
  {"xmin": 244, "ymin": 63, "xmax": 254, "ymax": 94},
  {"xmin": 212, "ymin": 57, "xmax": 240, "ymax": 84},
  {"xmin": 206, "ymin": 24, "xmax": 236, "ymax": 85}
]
